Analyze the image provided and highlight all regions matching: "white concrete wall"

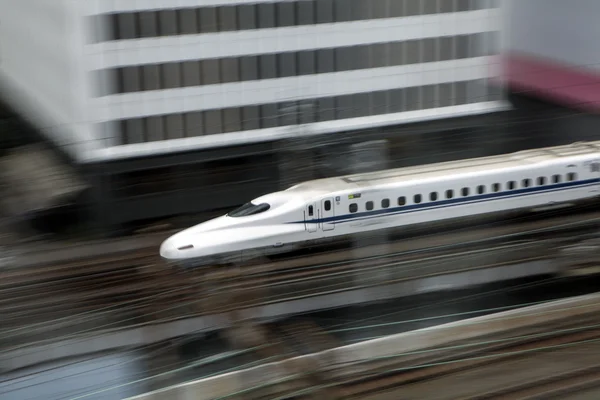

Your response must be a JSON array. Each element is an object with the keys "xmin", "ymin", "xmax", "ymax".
[
  {"xmin": 505, "ymin": 0, "xmax": 600, "ymax": 70},
  {"xmin": 0, "ymin": 0, "xmax": 101, "ymax": 159}
]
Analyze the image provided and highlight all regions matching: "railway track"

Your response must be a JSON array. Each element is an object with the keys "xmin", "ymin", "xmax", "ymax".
[
  {"xmin": 170, "ymin": 298, "xmax": 600, "ymax": 400},
  {"xmin": 330, "ymin": 323, "xmax": 600, "ymax": 400},
  {"xmin": 195, "ymin": 212, "xmax": 600, "ymax": 311},
  {"xmin": 211, "ymin": 313, "xmax": 600, "ymax": 400},
  {"xmin": 2, "ymin": 210, "xmax": 600, "ymax": 353}
]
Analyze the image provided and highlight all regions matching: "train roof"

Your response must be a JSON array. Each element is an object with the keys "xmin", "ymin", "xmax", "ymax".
[{"xmin": 286, "ymin": 141, "xmax": 600, "ymax": 195}]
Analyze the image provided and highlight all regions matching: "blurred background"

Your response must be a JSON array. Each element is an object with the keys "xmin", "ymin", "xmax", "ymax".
[
  {"xmin": 2, "ymin": 0, "xmax": 600, "ymax": 399},
  {"xmin": 0, "ymin": 0, "xmax": 596, "ymax": 240}
]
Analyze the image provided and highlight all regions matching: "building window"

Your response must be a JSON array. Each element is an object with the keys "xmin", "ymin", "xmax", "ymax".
[
  {"xmin": 105, "ymin": 33, "xmax": 493, "ymax": 95},
  {"xmin": 242, "ymin": 106, "xmax": 260, "ymax": 131},
  {"xmin": 161, "ymin": 63, "xmax": 181, "ymax": 89},
  {"xmin": 138, "ymin": 11, "xmax": 158, "ymax": 38},
  {"xmin": 184, "ymin": 112, "xmax": 203, "ymax": 137},
  {"xmin": 201, "ymin": 59, "xmax": 220, "ymax": 85},
  {"xmin": 105, "ymin": 0, "xmax": 490, "ymax": 41},
  {"xmin": 222, "ymin": 108, "xmax": 242, "ymax": 133},
  {"xmin": 115, "ymin": 78, "xmax": 491, "ymax": 139},
  {"xmin": 238, "ymin": 4, "xmax": 257, "ymax": 30},
  {"xmin": 158, "ymin": 9, "xmax": 179, "ymax": 36},
  {"xmin": 298, "ymin": 0, "xmax": 315, "ymax": 24},
  {"xmin": 258, "ymin": 3, "xmax": 276, "ymax": 28},
  {"xmin": 219, "ymin": 6, "xmax": 238, "ymax": 31},
  {"xmin": 181, "ymin": 61, "xmax": 201, "ymax": 87},
  {"xmin": 178, "ymin": 8, "xmax": 199, "ymax": 34},
  {"xmin": 199, "ymin": 7, "xmax": 218, "ymax": 33},
  {"xmin": 220, "ymin": 58, "xmax": 240, "ymax": 83}
]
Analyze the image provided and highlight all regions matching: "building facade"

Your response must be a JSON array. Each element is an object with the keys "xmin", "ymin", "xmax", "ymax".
[
  {"xmin": 0, "ymin": 0, "xmax": 504, "ymax": 233},
  {"xmin": 0, "ymin": 0, "xmax": 502, "ymax": 163}
]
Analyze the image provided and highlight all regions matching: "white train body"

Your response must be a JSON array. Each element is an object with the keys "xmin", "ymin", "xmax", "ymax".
[{"xmin": 160, "ymin": 142, "xmax": 600, "ymax": 264}]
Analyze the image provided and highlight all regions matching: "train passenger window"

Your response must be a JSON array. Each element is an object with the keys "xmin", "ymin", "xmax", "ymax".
[
  {"xmin": 446, "ymin": 189, "xmax": 453, "ymax": 199},
  {"xmin": 508, "ymin": 181, "xmax": 516, "ymax": 190},
  {"xmin": 324, "ymin": 200, "xmax": 331, "ymax": 211},
  {"xmin": 349, "ymin": 203, "xmax": 358, "ymax": 213},
  {"xmin": 382, "ymin": 198, "xmax": 390, "ymax": 208},
  {"xmin": 568, "ymin": 172, "xmax": 577, "ymax": 181},
  {"xmin": 308, "ymin": 205, "xmax": 314, "ymax": 216},
  {"xmin": 461, "ymin": 187, "xmax": 469, "ymax": 197},
  {"xmin": 477, "ymin": 185, "xmax": 485, "ymax": 194},
  {"xmin": 430, "ymin": 192, "xmax": 438, "ymax": 201},
  {"xmin": 492, "ymin": 183, "xmax": 500, "ymax": 192},
  {"xmin": 414, "ymin": 194, "xmax": 422, "ymax": 204},
  {"xmin": 366, "ymin": 201, "xmax": 374, "ymax": 211},
  {"xmin": 552, "ymin": 174, "xmax": 561, "ymax": 184},
  {"xmin": 522, "ymin": 179, "xmax": 531, "ymax": 188},
  {"xmin": 537, "ymin": 177, "xmax": 546, "ymax": 186},
  {"xmin": 397, "ymin": 196, "xmax": 406, "ymax": 206}
]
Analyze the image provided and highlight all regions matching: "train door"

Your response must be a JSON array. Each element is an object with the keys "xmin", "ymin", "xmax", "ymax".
[
  {"xmin": 321, "ymin": 198, "xmax": 335, "ymax": 231},
  {"xmin": 305, "ymin": 203, "xmax": 317, "ymax": 232}
]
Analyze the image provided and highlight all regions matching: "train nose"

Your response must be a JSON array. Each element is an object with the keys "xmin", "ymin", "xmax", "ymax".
[{"xmin": 159, "ymin": 240, "xmax": 178, "ymax": 259}]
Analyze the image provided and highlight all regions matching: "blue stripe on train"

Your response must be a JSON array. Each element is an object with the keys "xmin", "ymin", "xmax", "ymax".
[{"xmin": 290, "ymin": 178, "xmax": 600, "ymax": 225}]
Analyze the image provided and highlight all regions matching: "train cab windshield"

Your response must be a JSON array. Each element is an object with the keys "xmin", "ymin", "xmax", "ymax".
[{"xmin": 227, "ymin": 202, "xmax": 271, "ymax": 217}]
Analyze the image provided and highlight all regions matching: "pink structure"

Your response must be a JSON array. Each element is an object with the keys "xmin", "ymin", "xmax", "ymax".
[{"xmin": 502, "ymin": 0, "xmax": 600, "ymax": 112}]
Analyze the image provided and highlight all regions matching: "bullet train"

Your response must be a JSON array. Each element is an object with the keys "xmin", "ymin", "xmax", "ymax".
[{"xmin": 160, "ymin": 141, "xmax": 600, "ymax": 266}]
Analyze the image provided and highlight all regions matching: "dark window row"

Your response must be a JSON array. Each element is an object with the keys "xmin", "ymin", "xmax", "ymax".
[
  {"xmin": 347, "ymin": 173, "xmax": 579, "ymax": 213},
  {"xmin": 102, "ymin": 0, "xmax": 493, "ymax": 42},
  {"xmin": 118, "ymin": 79, "xmax": 496, "ymax": 144},
  {"xmin": 104, "ymin": 32, "xmax": 494, "ymax": 96}
]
